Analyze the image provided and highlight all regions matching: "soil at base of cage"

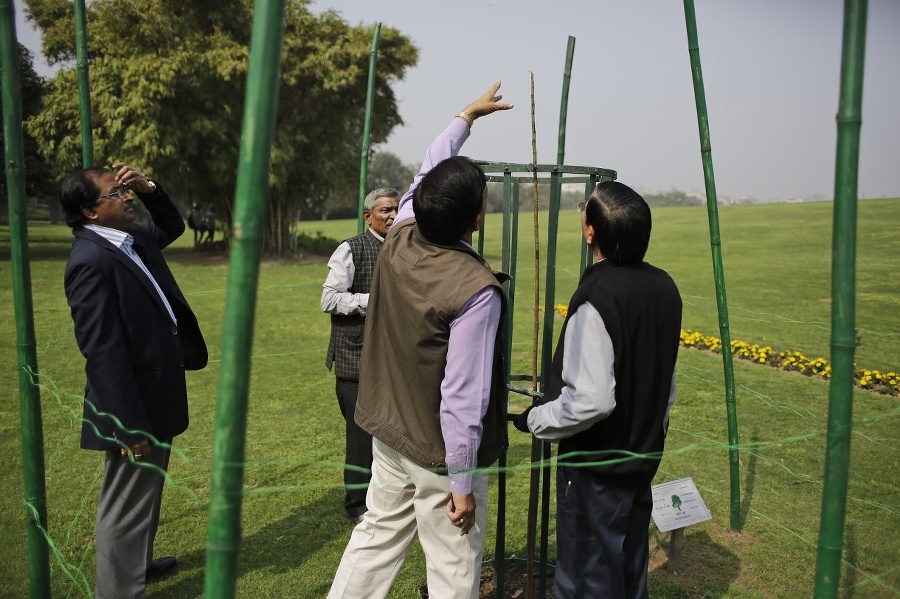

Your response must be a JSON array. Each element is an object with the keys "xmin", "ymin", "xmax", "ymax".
[
  {"xmin": 417, "ymin": 564, "xmax": 555, "ymax": 598},
  {"xmin": 478, "ymin": 564, "xmax": 555, "ymax": 598}
]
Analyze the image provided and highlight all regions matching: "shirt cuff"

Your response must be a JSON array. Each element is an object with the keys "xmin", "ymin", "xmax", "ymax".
[{"xmin": 448, "ymin": 470, "xmax": 473, "ymax": 495}]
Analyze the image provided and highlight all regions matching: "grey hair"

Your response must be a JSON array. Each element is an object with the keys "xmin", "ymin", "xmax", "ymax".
[{"xmin": 364, "ymin": 187, "xmax": 400, "ymax": 212}]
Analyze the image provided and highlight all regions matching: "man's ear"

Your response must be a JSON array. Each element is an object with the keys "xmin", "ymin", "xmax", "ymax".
[
  {"xmin": 584, "ymin": 223, "xmax": 596, "ymax": 246},
  {"xmin": 81, "ymin": 204, "xmax": 99, "ymax": 221},
  {"xmin": 473, "ymin": 212, "xmax": 484, "ymax": 232}
]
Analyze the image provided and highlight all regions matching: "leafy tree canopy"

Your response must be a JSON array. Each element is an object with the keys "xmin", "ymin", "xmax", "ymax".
[
  {"xmin": 24, "ymin": 0, "xmax": 418, "ymax": 252},
  {"xmin": 0, "ymin": 42, "xmax": 55, "ymax": 205},
  {"xmin": 367, "ymin": 150, "xmax": 415, "ymax": 195}
]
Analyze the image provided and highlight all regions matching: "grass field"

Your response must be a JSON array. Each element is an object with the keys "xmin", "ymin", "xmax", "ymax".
[{"xmin": 1, "ymin": 198, "xmax": 898, "ymax": 598}]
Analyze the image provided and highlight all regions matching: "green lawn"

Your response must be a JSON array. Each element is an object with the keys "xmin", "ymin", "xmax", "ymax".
[{"xmin": 1, "ymin": 198, "xmax": 898, "ymax": 597}]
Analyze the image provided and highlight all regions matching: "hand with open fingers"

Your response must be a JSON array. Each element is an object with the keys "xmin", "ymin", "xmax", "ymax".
[
  {"xmin": 447, "ymin": 492, "xmax": 477, "ymax": 536},
  {"xmin": 461, "ymin": 81, "xmax": 515, "ymax": 122},
  {"xmin": 120, "ymin": 438, "xmax": 151, "ymax": 462},
  {"xmin": 111, "ymin": 162, "xmax": 155, "ymax": 195}
]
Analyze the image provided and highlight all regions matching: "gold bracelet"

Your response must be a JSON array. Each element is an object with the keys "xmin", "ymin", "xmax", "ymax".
[{"xmin": 456, "ymin": 111, "xmax": 474, "ymax": 127}]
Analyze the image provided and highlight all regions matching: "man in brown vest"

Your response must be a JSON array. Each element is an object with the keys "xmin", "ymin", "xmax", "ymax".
[
  {"xmin": 322, "ymin": 188, "xmax": 400, "ymax": 524},
  {"xmin": 328, "ymin": 82, "xmax": 513, "ymax": 599}
]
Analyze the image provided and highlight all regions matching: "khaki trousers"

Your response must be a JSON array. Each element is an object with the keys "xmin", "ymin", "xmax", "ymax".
[{"xmin": 328, "ymin": 438, "xmax": 488, "ymax": 599}]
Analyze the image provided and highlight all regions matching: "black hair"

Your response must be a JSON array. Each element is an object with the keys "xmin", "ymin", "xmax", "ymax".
[
  {"xmin": 584, "ymin": 180, "xmax": 652, "ymax": 265},
  {"xmin": 60, "ymin": 167, "xmax": 107, "ymax": 228},
  {"xmin": 412, "ymin": 156, "xmax": 486, "ymax": 244}
]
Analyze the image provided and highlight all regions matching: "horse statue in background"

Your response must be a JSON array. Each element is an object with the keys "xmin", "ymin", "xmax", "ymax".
[{"xmin": 186, "ymin": 202, "xmax": 217, "ymax": 248}]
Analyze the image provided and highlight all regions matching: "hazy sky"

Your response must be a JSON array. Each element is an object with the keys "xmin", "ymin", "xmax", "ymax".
[{"xmin": 13, "ymin": 0, "xmax": 900, "ymax": 199}]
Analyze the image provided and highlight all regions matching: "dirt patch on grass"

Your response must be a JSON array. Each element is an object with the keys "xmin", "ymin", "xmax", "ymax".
[
  {"xmin": 466, "ymin": 522, "xmax": 754, "ymax": 598},
  {"xmin": 649, "ymin": 522, "xmax": 752, "ymax": 594},
  {"xmin": 477, "ymin": 564, "xmax": 554, "ymax": 598}
]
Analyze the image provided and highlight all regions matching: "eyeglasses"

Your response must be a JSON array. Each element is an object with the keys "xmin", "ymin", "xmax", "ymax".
[
  {"xmin": 98, "ymin": 186, "xmax": 132, "ymax": 201},
  {"xmin": 576, "ymin": 200, "xmax": 588, "ymax": 213}
]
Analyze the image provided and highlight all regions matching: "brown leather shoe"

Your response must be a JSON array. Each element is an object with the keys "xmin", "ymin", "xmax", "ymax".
[{"xmin": 350, "ymin": 514, "xmax": 365, "ymax": 526}]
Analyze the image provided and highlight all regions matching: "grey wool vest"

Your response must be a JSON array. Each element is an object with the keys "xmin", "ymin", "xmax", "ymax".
[{"xmin": 325, "ymin": 229, "xmax": 383, "ymax": 380}]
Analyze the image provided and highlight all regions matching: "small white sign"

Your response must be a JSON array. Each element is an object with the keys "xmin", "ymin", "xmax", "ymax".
[{"xmin": 650, "ymin": 477, "xmax": 712, "ymax": 533}]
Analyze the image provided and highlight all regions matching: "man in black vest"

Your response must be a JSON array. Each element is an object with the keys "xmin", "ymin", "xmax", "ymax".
[
  {"xmin": 321, "ymin": 187, "xmax": 400, "ymax": 524},
  {"xmin": 515, "ymin": 181, "xmax": 682, "ymax": 599}
]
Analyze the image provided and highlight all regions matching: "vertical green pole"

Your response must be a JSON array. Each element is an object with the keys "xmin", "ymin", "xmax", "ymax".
[
  {"xmin": 494, "ymin": 171, "xmax": 513, "ymax": 595},
  {"xmin": 204, "ymin": 1, "xmax": 286, "ymax": 597},
  {"xmin": 536, "ymin": 172, "xmax": 560, "ymax": 599},
  {"xmin": 579, "ymin": 175, "xmax": 597, "ymax": 275},
  {"xmin": 682, "ymin": 0, "xmax": 741, "ymax": 531},
  {"xmin": 357, "ymin": 23, "xmax": 381, "ymax": 234},
  {"xmin": 814, "ymin": 1, "xmax": 867, "ymax": 596},
  {"xmin": 0, "ymin": 4, "xmax": 51, "ymax": 596},
  {"xmin": 537, "ymin": 37, "xmax": 577, "ymax": 598},
  {"xmin": 72, "ymin": 0, "xmax": 93, "ymax": 166},
  {"xmin": 556, "ymin": 36, "xmax": 575, "ymax": 166}
]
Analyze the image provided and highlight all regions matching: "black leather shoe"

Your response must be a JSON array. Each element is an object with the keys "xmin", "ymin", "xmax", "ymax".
[{"xmin": 146, "ymin": 556, "xmax": 177, "ymax": 578}]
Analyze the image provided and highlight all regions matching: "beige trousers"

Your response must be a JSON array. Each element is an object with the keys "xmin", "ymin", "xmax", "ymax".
[{"xmin": 327, "ymin": 438, "xmax": 488, "ymax": 599}]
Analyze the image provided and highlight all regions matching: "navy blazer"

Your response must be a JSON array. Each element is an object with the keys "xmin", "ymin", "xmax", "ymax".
[{"xmin": 64, "ymin": 185, "xmax": 208, "ymax": 451}]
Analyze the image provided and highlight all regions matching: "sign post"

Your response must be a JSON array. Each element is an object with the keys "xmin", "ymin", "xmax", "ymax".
[{"xmin": 651, "ymin": 477, "xmax": 712, "ymax": 571}]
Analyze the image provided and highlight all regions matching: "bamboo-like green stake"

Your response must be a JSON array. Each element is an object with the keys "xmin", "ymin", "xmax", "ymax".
[
  {"xmin": 556, "ymin": 37, "xmax": 574, "ymax": 166},
  {"xmin": 204, "ymin": 1, "xmax": 287, "ymax": 597},
  {"xmin": 73, "ymin": 0, "xmax": 93, "ymax": 166},
  {"xmin": 814, "ymin": 1, "xmax": 867, "ymax": 596},
  {"xmin": 537, "ymin": 35, "xmax": 576, "ymax": 599},
  {"xmin": 682, "ymin": 0, "xmax": 741, "ymax": 531},
  {"xmin": 0, "ymin": 4, "xmax": 52, "ymax": 596},
  {"xmin": 357, "ymin": 23, "xmax": 381, "ymax": 234}
]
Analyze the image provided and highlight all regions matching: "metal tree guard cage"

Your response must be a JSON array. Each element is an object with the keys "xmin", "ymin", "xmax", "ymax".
[{"xmin": 473, "ymin": 162, "xmax": 616, "ymax": 597}]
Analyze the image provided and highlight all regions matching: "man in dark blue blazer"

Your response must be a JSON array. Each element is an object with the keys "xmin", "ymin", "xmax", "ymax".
[{"xmin": 61, "ymin": 163, "xmax": 207, "ymax": 598}]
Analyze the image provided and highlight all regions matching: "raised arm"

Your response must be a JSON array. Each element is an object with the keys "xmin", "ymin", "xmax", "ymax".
[{"xmin": 394, "ymin": 81, "xmax": 514, "ymax": 227}]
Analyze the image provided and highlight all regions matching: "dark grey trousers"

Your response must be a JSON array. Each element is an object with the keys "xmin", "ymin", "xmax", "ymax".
[
  {"xmin": 95, "ymin": 442, "xmax": 171, "ymax": 599},
  {"xmin": 553, "ymin": 466, "xmax": 652, "ymax": 599},
  {"xmin": 336, "ymin": 377, "xmax": 373, "ymax": 518}
]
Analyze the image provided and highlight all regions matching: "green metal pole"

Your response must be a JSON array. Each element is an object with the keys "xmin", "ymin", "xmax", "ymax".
[
  {"xmin": 682, "ymin": 0, "xmax": 741, "ymax": 531},
  {"xmin": 814, "ymin": 1, "xmax": 867, "ymax": 596},
  {"xmin": 72, "ymin": 0, "xmax": 93, "ymax": 166},
  {"xmin": 579, "ymin": 175, "xmax": 597, "ymax": 275},
  {"xmin": 0, "ymin": 3, "xmax": 52, "ymax": 596},
  {"xmin": 204, "ymin": 1, "xmax": 286, "ymax": 597},
  {"xmin": 536, "ymin": 172, "xmax": 561, "ymax": 599},
  {"xmin": 493, "ymin": 171, "xmax": 514, "ymax": 595},
  {"xmin": 357, "ymin": 23, "xmax": 381, "ymax": 234}
]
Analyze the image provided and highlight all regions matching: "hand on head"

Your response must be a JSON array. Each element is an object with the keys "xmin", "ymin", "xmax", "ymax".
[
  {"xmin": 462, "ymin": 81, "xmax": 514, "ymax": 121},
  {"xmin": 111, "ymin": 162, "xmax": 156, "ymax": 195}
]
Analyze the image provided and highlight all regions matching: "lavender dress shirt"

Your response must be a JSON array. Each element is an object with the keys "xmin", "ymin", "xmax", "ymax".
[{"xmin": 391, "ymin": 117, "xmax": 502, "ymax": 494}]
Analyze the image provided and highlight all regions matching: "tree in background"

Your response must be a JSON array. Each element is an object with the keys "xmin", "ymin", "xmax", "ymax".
[
  {"xmin": 23, "ymin": 0, "xmax": 417, "ymax": 254},
  {"xmin": 367, "ymin": 150, "xmax": 416, "ymax": 193},
  {"xmin": 299, "ymin": 150, "xmax": 416, "ymax": 221},
  {"xmin": 0, "ymin": 42, "xmax": 56, "ymax": 219},
  {"xmin": 642, "ymin": 189, "xmax": 704, "ymax": 207}
]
